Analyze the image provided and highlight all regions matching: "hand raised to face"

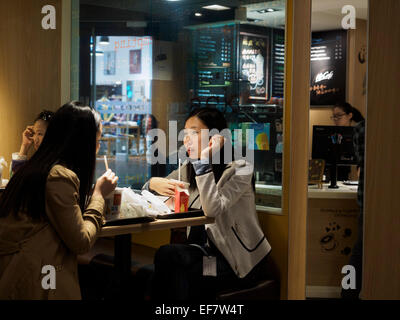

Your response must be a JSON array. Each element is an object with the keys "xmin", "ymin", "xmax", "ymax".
[{"xmin": 200, "ymin": 134, "xmax": 226, "ymax": 162}]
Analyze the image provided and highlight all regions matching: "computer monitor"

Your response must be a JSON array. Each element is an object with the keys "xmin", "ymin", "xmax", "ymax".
[{"xmin": 312, "ymin": 125, "xmax": 356, "ymax": 188}]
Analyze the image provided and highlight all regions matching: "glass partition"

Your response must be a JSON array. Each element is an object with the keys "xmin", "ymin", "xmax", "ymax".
[
  {"xmin": 78, "ymin": 0, "xmax": 286, "ymax": 208},
  {"xmin": 307, "ymin": 0, "xmax": 368, "ymax": 299}
]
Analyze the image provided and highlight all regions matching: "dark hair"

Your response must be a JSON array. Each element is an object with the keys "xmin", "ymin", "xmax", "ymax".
[
  {"xmin": 185, "ymin": 107, "xmax": 255, "ymax": 190},
  {"xmin": 334, "ymin": 102, "xmax": 365, "ymax": 123},
  {"xmin": 0, "ymin": 101, "xmax": 101, "ymax": 221},
  {"xmin": 35, "ymin": 110, "xmax": 54, "ymax": 123}
]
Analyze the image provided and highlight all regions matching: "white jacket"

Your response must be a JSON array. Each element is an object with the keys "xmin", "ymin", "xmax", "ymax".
[{"xmin": 145, "ymin": 159, "xmax": 271, "ymax": 278}]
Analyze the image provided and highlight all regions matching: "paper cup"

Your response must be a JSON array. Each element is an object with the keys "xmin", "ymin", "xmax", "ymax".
[
  {"xmin": 104, "ymin": 187, "xmax": 123, "ymax": 221},
  {"xmin": 174, "ymin": 188, "xmax": 189, "ymax": 213},
  {"xmin": 169, "ymin": 179, "xmax": 190, "ymax": 213}
]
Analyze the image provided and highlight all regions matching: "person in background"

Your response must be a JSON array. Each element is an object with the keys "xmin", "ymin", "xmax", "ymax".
[
  {"xmin": 331, "ymin": 102, "xmax": 364, "ymax": 127},
  {"xmin": 0, "ymin": 101, "xmax": 118, "ymax": 300},
  {"xmin": 143, "ymin": 107, "xmax": 272, "ymax": 301},
  {"xmin": 331, "ymin": 102, "xmax": 366, "ymax": 298},
  {"xmin": 11, "ymin": 110, "xmax": 54, "ymax": 175},
  {"xmin": 330, "ymin": 102, "xmax": 365, "ymax": 182},
  {"xmin": 342, "ymin": 118, "xmax": 365, "ymax": 299}
]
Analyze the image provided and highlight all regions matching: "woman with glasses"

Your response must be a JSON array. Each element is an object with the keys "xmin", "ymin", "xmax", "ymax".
[
  {"xmin": 330, "ymin": 102, "xmax": 365, "ymax": 182},
  {"xmin": 10, "ymin": 110, "xmax": 55, "ymax": 175},
  {"xmin": 331, "ymin": 104, "xmax": 366, "ymax": 299},
  {"xmin": 331, "ymin": 102, "xmax": 364, "ymax": 127}
]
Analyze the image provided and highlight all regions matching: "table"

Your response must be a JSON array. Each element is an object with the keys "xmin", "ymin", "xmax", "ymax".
[
  {"xmin": 101, "ymin": 124, "xmax": 142, "ymax": 156},
  {"xmin": 98, "ymin": 216, "xmax": 215, "ymax": 296}
]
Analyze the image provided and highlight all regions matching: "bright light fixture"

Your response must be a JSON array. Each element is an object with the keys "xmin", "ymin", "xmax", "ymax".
[
  {"xmin": 195, "ymin": 12, "xmax": 202, "ymax": 17},
  {"xmin": 202, "ymin": 4, "xmax": 231, "ymax": 11},
  {"xmin": 257, "ymin": 8, "xmax": 276, "ymax": 13}
]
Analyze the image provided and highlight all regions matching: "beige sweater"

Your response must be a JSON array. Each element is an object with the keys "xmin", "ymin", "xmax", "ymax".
[{"xmin": 0, "ymin": 165, "xmax": 105, "ymax": 300}]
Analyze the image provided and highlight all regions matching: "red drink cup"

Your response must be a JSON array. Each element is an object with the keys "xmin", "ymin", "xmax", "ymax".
[{"xmin": 174, "ymin": 187, "xmax": 189, "ymax": 213}]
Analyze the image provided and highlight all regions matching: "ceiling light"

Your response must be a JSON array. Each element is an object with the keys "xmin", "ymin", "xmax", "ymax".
[
  {"xmin": 257, "ymin": 8, "xmax": 276, "ymax": 14},
  {"xmin": 202, "ymin": 5, "xmax": 231, "ymax": 11},
  {"xmin": 195, "ymin": 12, "xmax": 202, "ymax": 17}
]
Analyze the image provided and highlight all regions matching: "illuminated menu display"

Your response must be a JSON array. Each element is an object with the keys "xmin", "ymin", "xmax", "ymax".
[
  {"xmin": 239, "ymin": 32, "xmax": 269, "ymax": 101},
  {"xmin": 310, "ymin": 30, "xmax": 347, "ymax": 106},
  {"xmin": 191, "ymin": 25, "xmax": 235, "ymax": 102},
  {"xmin": 271, "ymin": 29, "xmax": 285, "ymax": 98}
]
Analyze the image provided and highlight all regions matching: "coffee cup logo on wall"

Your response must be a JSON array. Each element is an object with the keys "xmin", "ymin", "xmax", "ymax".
[{"xmin": 315, "ymin": 70, "xmax": 334, "ymax": 83}]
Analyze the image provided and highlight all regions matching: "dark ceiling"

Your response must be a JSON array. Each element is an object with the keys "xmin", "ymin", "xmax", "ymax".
[
  {"xmin": 79, "ymin": 0, "xmax": 283, "ymax": 41},
  {"xmin": 80, "ymin": 0, "xmax": 273, "ymax": 23},
  {"xmin": 81, "ymin": 0, "xmax": 253, "ymax": 16}
]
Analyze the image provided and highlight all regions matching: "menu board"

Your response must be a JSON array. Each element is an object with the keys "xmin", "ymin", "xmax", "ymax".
[
  {"xmin": 191, "ymin": 25, "xmax": 235, "ymax": 102},
  {"xmin": 239, "ymin": 32, "xmax": 269, "ymax": 101},
  {"xmin": 310, "ymin": 30, "xmax": 347, "ymax": 105},
  {"xmin": 271, "ymin": 29, "xmax": 285, "ymax": 98}
]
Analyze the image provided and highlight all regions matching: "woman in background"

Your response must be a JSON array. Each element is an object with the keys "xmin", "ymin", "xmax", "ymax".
[
  {"xmin": 0, "ymin": 101, "xmax": 118, "ymax": 300},
  {"xmin": 11, "ymin": 110, "xmax": 54, "ymax": 175},
  {"xmin": 331, "ymin": 102, "xmax": 364, "ymax": 127},
  {"xmin": 330, "ymin": 102, "xmax": 365, "ymax": 181}
]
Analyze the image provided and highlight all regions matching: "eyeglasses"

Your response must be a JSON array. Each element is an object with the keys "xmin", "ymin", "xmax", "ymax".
[{"xmin": 330, "ymin": 113, "xmax": 346, "ymax": 120}]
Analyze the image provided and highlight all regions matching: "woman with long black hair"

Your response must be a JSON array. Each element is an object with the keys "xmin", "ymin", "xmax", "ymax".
[
  {"xmin": 0, "ymin": 101, "xmax": 118, "ymax": 299},
  {"xmin": 143, "ymin": 107, "xmax": 272, "ymax": 300},
  {"xmin": 331, "ymin": 102, "xmax": 365, "ymax": 127}
]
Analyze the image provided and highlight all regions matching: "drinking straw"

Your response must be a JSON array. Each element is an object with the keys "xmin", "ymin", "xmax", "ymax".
[{"xmin": 104, "ymin": 155, "xmax": 109, "ymax": 171}]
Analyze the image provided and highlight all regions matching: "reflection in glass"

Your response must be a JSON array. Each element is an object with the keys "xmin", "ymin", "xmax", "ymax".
[{"xmin": 79, "ymin": 0, "xmax": 286, "ymax": 205}]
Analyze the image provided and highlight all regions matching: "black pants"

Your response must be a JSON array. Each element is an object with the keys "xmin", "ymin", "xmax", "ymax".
[{"xmin": 150, "ymin": 242, "xmax": 270, "ymax": 301}]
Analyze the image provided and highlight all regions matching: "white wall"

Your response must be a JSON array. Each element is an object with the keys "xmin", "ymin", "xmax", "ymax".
[{"xmin": 95, "ymin": 36, "xmax": 153, "ymax": 102}]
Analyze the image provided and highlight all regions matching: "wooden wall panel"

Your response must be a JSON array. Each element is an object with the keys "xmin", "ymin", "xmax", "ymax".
[
  {"xmin": 257, "ymin": 212, "xmax": 288, "ymax": 299},
  {"xmin": 285, "ymin": 0, "xmax": 312, "ymax": 300},
  {"xmin": 0, "ymin": 0, "xmax": 62, "ymax": 178},
  {"xmin": 362, "ymin": 0, "xmax": 400, "ymax": 300},
  {"xmin": 61, "ymin": 0, "xmax": 71, "ymax": 105}
]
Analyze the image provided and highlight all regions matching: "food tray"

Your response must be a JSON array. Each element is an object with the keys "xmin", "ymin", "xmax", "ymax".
[
  {"xmin": 156, "ymin": 209, "xmax": 204, "ymax": 220},
  {"xmin": 103, "ymin": 216, "xmax": 155, "ymax": 227}
]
